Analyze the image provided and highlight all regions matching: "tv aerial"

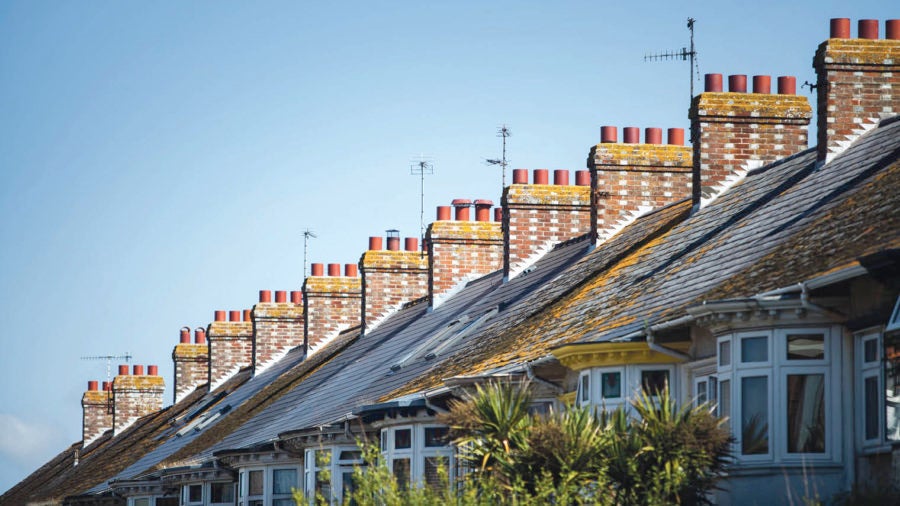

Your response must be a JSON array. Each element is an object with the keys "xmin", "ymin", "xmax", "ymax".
[
  {"xmin": 81, "ymin": 352, "xmax": 133, "ymax": 382},
  {"xmin": 303, "ymin": 229, "xmax": 317, "ymax": 281},
  {"xmin": 410, "ymin": 155, "xmax": 434, "ymax": 248},
  {"xmin": 644, "ymin": 17, "xmax": 700, "ymax": 101},
  {"xmin": 485, "ymin": 125, "xmax": 511, "ymax": 192}
]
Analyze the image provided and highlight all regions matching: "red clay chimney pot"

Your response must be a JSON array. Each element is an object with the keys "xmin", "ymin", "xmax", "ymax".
[
  {"xmin": 512, "ymin": 169, "xmax": 528, "ymax": 184},
  {"xmin": 275, "ymin": 290, "xmax": 287, "ymax": 302},
  {"xmin": 887, "ymin": 20, "xmax": 900, "ymax": 40},
  {"xmin": 386, "ymin": 236, "xmax": 401, "ymax": 251},
  {"xmin": 148, "ymin": 365, "xmax": 158, "ymax": 376},
  {"xmin": 133, "ymin": 364, "xmax": 144, "ymax": 376},
  {"xmin": 118, "ymin": 364, "xmax": 129, "ymax": 376},
  {"xmin": 180, "ymin": 327, "xmax": 191, "ymax": 343},
  {"xmin": 622, "ymin": 127, "xmax": 640, "ymax": 144},
  {"xmin": 436, "ymin": 206, "xmax": 452, "ymax": 221},
  {"xmin": 600, "ymin": 126, "xmax": 617, "ymax": 143},
  {"xmin": 575, "ymin": 170, "xmax": 591, "ymax": 186},
  {"xmin": 533, "ymin": 169, "xmax": 549, "ymax": 184},
  {"xmin": 452, "ymin": 199, "xmax": 472, "ymax": 221},
  {"xmin": 327, "ymin": 264, "xmax": 341, "ymax": 276},
  {"xmin": 777, "ymin": 76, "xmax": 796, "ymax": 95},
  {"xmin": 474, "ymin": 200, "xmax": 493, "ymax": 221},
  {"xmin": 102, "ymin": 381, "xmax": 111, "ymax": 391},
  {"xmin": 195, "ymin": 328, "xmax": 207, "ymax": 344},
  {"xmin": 644, "ymin": 128, "xmax": 663, "ymax": 145},
  {"xmin": 88, "ymin": 380, "xmax": 98, "ymax": 391},
  {"xmin": 752, "ymin": 75, "xmax": 771, "ymax": 94},
  {"xmin": 728, "ymin": 74, "xmax": 747, "ymax": 93},
  {"xmin": 859, "ymin": 19, "xmax": 879, "ymax": 39},
  {"xmin": 259, "ymin": 290, "xmax": 272, "ymax": 303},
  {"xmin": 830, "ymin": 18, "xmax": 851, "ymax": 38},
  {"xmin": 493, "ymin": 207, "xmax": 503, "ymax": 222},
  {"xmin": 368, "ymin": 236, "xmax": 383, "ymax": 250},
  {"xmin": 290, "ymin": 290, "xmax": 301, "ymax": 304},
  {"xmin": 229, "ymin": 310, "xmax": 240, "ymax": 322},
  {"xmin": 404, "ymin": 237, "xmax": 418, "ymax": 251},
  {"xmin": 345, "ymin": 263, "xmax": 358, "ymax": 277},
  {"xmin": 311, "ymin": 263, "xmax": 325, "ymax": 276},
  {"xmin": 243, "ymin": 309, "xmax": 251, "ymax": 321},
  {"xmin": 667, "ymin": 128, "xmax": 685, "ymax": 146},
  {"xmin": 553, "ymin": 170, "xmax": 569, "ymax": 185},
  {"xmin": 214, "ymin": 310, "xmax": 226, "ymax": 322},
  {"xmin": 704, "ymin": 73, "xmax": 723, "ymax": 92}
]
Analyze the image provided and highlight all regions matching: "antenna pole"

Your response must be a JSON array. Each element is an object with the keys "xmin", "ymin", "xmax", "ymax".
[
  {"xmin": 644, "ymin": 18, "xmax": 699, "ymax": 103},
  {"xmin": 485, "ymin": 125, "xmax": 511, "ymax": 195},
  {"xmin": 81, "ymin": 352, "xmax": 133, "ymax": 382},
  {"xmin": 688, "ymin": 17, "xmax": 696, "ymax": 100},
  {"xmin": 302, "ymin": 229, "xmax": 317, "ymax": 282},
  {"xmin": 410, "ymin": 156, "xmax": 434, "ymax": 248}
]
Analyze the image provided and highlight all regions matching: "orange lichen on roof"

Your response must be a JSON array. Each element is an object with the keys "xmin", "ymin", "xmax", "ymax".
[
  {"xmin": 428, "ymin": 221, "xmax": 502, "ymax": 241},
  {"xmin": 114, "ymin": 375, "xmax": 165, "ymax": 390},
  {"xmin": 304, "ymin": 276, "xmax": 362, "ymax": 295},
  {"xmin": 253, "ymin": 302, "xmax": 304, "ymax": 318},
  {"xmin": 818, "ymin": 38, "xmax": 900, "ymax": 66},
  {"xmin": 693, "ymin": 93, "xmax": 812, "ymax": 121},
  {"xmin": 173, "ymin": 343, "xmax": 208, "ymax": 359},
  {"xmin": 208, "ymin": 321, "xmax": 253, "ymax": 334},
  {"xmin": 361, "ymin": 250, "xmax": 429, "ymax": 269},
  {"xmin": 591, "ymin": 143, "xmax": 693, "ymax": 169},
  {"xmin": 505, "ymin": 184, "xmax": 590, "ymax": 206}
]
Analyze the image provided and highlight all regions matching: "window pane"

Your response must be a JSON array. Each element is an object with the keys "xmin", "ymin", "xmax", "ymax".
[
  {"xmin": 602, "ymin": 372, "xmax": 621, "ymax": 398},
  {"xmin": 339, "ymin": 450, "xmax": 362, "ymax": 462},
  {"xmin": 424, "ymin": 427, "xmax": 449, "ymax": 447},
  {"xmin": 394, "ymin": 428, "xmax": 412, "ymax": 449},
  {"xmin": 249, "ymin": 501, "xmax": 263, "ymax": 506},
  {"xmin": 865, "ymin": 376, "xmax": 879, "ymax": 441},
  {"xmin": 787, "ymin": 374, "xmax": 826, "ymax": 453},
  {"xmin": 720, "ymin": 380, "xmax": 730, "ymax": 422},
  {"xmin": 134, "ymin": 499, "xmax": 150, "ymax": 506},
  {"xmin": 248, "ymin": 470, "xmax": 263, "ymax": 496},
  {"xmin": 273, "ymin": 500, "xmax": 294, "ymax": 506},
  {"xmin": 741, "ymin": 376, "xmax": 768, "ymax": 455},
  {"xmin": 885, "ymin": 333, "xmax": 900, "ymax": 442},
  {"xmin": 580, "ymin": 374, "xmax": 590, "ymax": 402},
  {"xmin": 424, "ymin": 456, "xmax": 448, "ymax": 490},
  {"xmin": 392, "ymin": 458, "xmax": 411, "ymax": 489},
  {"xmin": 741, "ymin": 336, "xmax": 768, "ymax": 363},
  {"xmin": 641, "ymin": 370, "xmax": 669, "ymax": 395},
  {"xmin": 210, "ymin": 482, "xmax": 234, "ymax": 503},
  {"xmin": 342, "ymin": 470, "xmax": 358, "ymax": 499},
  {"xmin": 864, "ymin": 339, "xmax": 878, "ymax": 363},
  {"xmin": 696, "ymin": 380, "xmax": 708, "ymax": 405},
  {"xmin": 787, "ymin": 334, "xmax": 825, "ymax": 360},
  {"xmin": 273, "ymin": 469, "xmax": 297, "ymax": 494},
  {"xmin": 187, "ymin": 483, "xmax": 202, "ymax": 501},
  {"xmin": 315, "ymin": 471, "xmax": 332, "ymax": 503},
  {"xmin": 719, "ymin": 341, "xmax": 731, "ymax": 367}
]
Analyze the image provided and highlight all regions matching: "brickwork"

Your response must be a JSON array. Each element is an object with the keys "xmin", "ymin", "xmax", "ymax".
[
  {"xmin": 360, "ymin": 249, "xmax": 429, "ymax": 332},
  {"xmin": 589, "ymin": 144, "xmax": 692, "ymax": 241},
  {"xmin": 253, "ymin": 298, "xmax": 304, "ymax": 372},
  {"xmin": 208, "ymin": 320, "xmax": 253, "ymax": 386},
  {"xmin": 81, "ymin": 383, "xmax": 111, "ymax": 446},
  {"xmin": 427, "ymin": 220, "xmax": 502, "ymax": 302},
  {"xmin": 814, "ymin": 37, "xmax": 900, "ymax": 163},
  {"xmin": 303, "ymin": 276, "xmax": 361, "ymax": 351},
  {"xmin": 172, "ymin": 342, "xmax": 209, "ymax": 403},
  {"xmin": 502, "ymin": 172, "xmax": 590, "ymax": 276},
  {"xmin": 112, "ymin": 373, "xmax": 164, "ymax": 435},
  {"xmin": 689, "ymin": 91, "xmax": 812, "ymax": 203}
]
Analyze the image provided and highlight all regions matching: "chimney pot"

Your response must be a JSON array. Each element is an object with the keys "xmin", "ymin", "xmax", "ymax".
[
  {"xmin": 243, "ymin": 309, "xmax": 251, "ymax": 321},
  {"xmin": 275, "ymin": 290, "xmax": 287, "ymax": 302},
  {"xmin": 88, "ymin": 380, "xmax": 99, "ymax": 391},
  {"xmin": 259, "ymin": 290, "xmax": 272, "ymax": 303},
  {"xmin": 859, "ymin": 19, "xmax": 879, "ymax": 39},
  {"xmin": 600, "ymin": 126, "xmax": 617, "ymax": 143},
  {"xmin": 290, "ymin": 290, "xmax": 301, "ymax": 303},
  {"xmin": 451, "ymin": 199, "xmax": 472, "ymax": 220},
  {"xmin": 404, "ymin": 237, "xmax": 419, "ymax": 251},
  {"xmin": 436, "ymin": 206, "xmax": 451, "ymax": 221},
  {"xmin": 512, "ymin": 169, "xmax": 528, "ymax": 184},
  {"xmin": 644, "ymin": 128, "xmax": 662, "ymax": 145},
  {"xmin": 704, "ymin": 73, "xmax": 723, "ymax": 92},
  {"xmin": 133, "ymin": 364, "xmax": 144, "ymax": 376},
  {"xmin": 552, "ymin": 170, "xmax": 569, "ymax": 185},
  {"xmin": 311, "ymin": 263, "xmax": 324, "ymax": 276},
  {"xmin": 777, "ymin": 76, "xmax": 796, "ymax": 95},
  {"xmin": 667, "ymin": 128, "xmax": 685, "ymax": 146},
  {"xmin": 179, "ymin": 327, "xmax": 191, "ymax": 343},
  {"xmin": 214, "ymin": 310, "xmax": 226, "ymax": 322},
  {"xmin": 575, "ymin": 170, "xmax": 591, "ymax": 186},
  {"xmin": 474, "ymin": 200, "xmax": 493, "ymax": 221},
  {"xmin": 368, "ymin": 236, "xmax": 383, "ymax": 250},
  {"xmin": 103, "ymin": 381, "xmax": 111, "ymax": 391},
  {"xmin": 532, "ymin": 169, "xmax": 549, "ymax": 184},
  {"xmin": 752, "ymin": 75, "xmax": 771, "ymax": 94},
  {"xmin": 887, "ymin": 20, "xmax": 900, "ymax": 40},
  {"xmin": 194, "ymin": 327, "xmax": 207, "ymax": 344},
  {"xmin": 345, "ymin": 263, "xmax": 358, "ymax": 277},
  {"xmin": 118, "ymin": 364, "xmax": 129, "ymax": 376},
  {"xmin": 386, "ymin": 236, "xmax": 401, "ymax": 251},
  {"xmin": 830, "ymin": 18, "xmax": 851, "ymax": 38},
  {"xmin": 229, "ymin": 310, "xmax": 240, "ymax": 322},
  {"xmin": 493, "ymin": 207, "xmax": 503, "ymax": 222},
  {"xmin": 148, "ymin": 365, "xmax": 158, "ymax": 376},
  {"xmin": 728, "ymin": 74, "xmax": 748, "ymax": 93},
  {"xmin": 622, "ymin": 127, "xmax": 640, "ymax": 144}
]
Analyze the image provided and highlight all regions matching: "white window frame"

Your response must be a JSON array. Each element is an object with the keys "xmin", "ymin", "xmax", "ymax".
[
  {"xmin": 209, "ymin": 481, "xmax": 236, "ymax": 506},
  {"xmin": 856, "ymin": 329, "xmax": 887, "ymax": 450},
  {"xmin": 380, "ymin": 424, "xmax": 454, "ymax": 490},
  {"xmin": 238, "ymin": 464, "xmax": 301, "ymax": 506},
  {"xmin": 182, "ymin": 482, "xmax": 203, "ymax": 506},
  {"xmin": 580, "ymin": 364, "xmax": 676, "ymax": 415},
  {"xmin": 304, "ymin": 445, "xmax": 363, "ymax": 505},
  {"xmin": 130, "ymin": 498, "xmax": 153, "ymax": 506}
]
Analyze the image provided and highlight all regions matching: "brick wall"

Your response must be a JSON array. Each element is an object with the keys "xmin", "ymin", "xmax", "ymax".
[
  {"xmin": 172, "ymin": 327, "xmax": 209, "ymax": 403},
  {"xmin": 252, "ymin": 290, "xmax": 304, "ymax": 372},
  {"xmin": 360, "ymin": 236, "xmax": 428, "ymax": 332},
  {"xmin": 814, "ymin": 18, "xmax": 900, "ymax": 163},
  {"xmin": 81, "ymin": 380, "xmax": 111, "ymax": 446},
  {"xmin": 208, "ymin": 313, "xmax": 253, "ymax": 388},
  {"xmin": 112, "ymin": 365, "xmax": 164, "ymax": 435},
  {"xmin": 303, "ymin": 266, "xmax": 361, "ymax": 351},
  {"xmin": 589, "ymin": 127, "xmax": 692, "ymax": 242},
  {"xmin": 689, "ymin": 73, "xmax": 812, "ymax": 204},
  {"xmin": 427, "ymin": 200, "xmax": 503, "ymax": 303},
  {"xmin": 502, "ymin": 170, "xmax": 590, "ymax": 276}
]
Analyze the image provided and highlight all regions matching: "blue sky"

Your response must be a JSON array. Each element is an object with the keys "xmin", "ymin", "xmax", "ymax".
[{"xmin": 0, "ymin": 0, "xmax": 894, "ymax": 492}]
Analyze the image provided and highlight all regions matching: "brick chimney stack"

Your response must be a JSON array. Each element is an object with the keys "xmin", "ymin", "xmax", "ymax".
[
  {"xmin": 689, "ymin": 72, "xmax": 812, "ymax": 205},
  {"xmin": 208, "ymin": 309, "xmax": 253, "ymax": 388},
  {"xmin": 814, "ymin": 18, "xmax": 900, "ymax": 163},
  {"xmin": 502, "ymin": 169, "xmax": 591, "ymax": 276},
  {"xmin": 426, "ymin": 198, "xmax": 503, "ymax": 304},
  {"xmin": 304, "ymin": 264, "xmax": 361, "ymax": 351},
  {"xmin": 172, "ymin": 326, "xmax": 209, "ymax": 403},
  {"xmin": 112, "ymin": 364, "xmax": 164, "ymax": 435},
  {"xmin": 360, "ymin": 235, "xmax": 428, "ymax": 332},
  {"xmin": 82, "ymin": 380, "xmax": 112, "ymax": 447},
  {"xmin": 252, "ymin": 290, "xmax": 304, "ymax": 373},
  {"xmin": 589, "ymin": 127, "xmax": 692, "ymax": 242}
]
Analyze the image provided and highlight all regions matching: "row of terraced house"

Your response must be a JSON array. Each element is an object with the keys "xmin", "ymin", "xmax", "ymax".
[{"xmin": 4, "ymin": 17, "xmax": 900, "ymax": 506}]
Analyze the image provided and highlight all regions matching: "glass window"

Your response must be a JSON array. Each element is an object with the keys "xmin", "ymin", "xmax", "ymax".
[
  {"xmin": 185, "ymin": 483, "xmax": 202, "ymax": 502},
  {"xmin": 719, "ymin": 379, "xmax": 730, "ymax": 423},
  {"xmin": 786, "ymin": 374, "xmax": 825, "ymax": 453},
  {"xmin": 696, "ymin": 379, "xmax": 708, "ymax": 405},
  {"xmin": 865, "ymin": 376, "xmax": 880, "ymax": 441},
  {"xmin": 886, "ymin": 332, "xmax": 900, "ymax": 442},
  {"xmin": 741, "ymin": 336, "xmax": 768, "ymax": 363},
  {"xmin": 424, "ymin": 427, "xmax": 448, "ymax": 447},
  {"xmin": 864, "ymin": 338, "xmax": 878, "ymax": 363},
  {"xmin": 273, "ymin": 468, "xmax": 297, "ymax": 494},
  {"xmin": 273, "ymin": 500, "xmax": 294, "ymax": 506},
  {"xmin": 580, "ymin": 373, "xmax": 590, "ymax": 403},
  {"xmin": 641, "ymin": 369, "xmax": 669, "ymax": 395},
  {"xmin": 248, "ymin": 469, "xmax": 263, "ymax": 496},
  {"xmin": 133, "ymin": 499, "xmax": 150, "ymax": 506},
  {"xmin": 741, "ymin": 376, "xmax": 768, "ymax": 455},
  {"xmin": 719, "ymin": 340, "xmax": 731, "ymax": 367},
  {"xmin": 392, "ymin": 458, "xmax": 411, "ymax": 489},
  {"xmin": 210, "ymin": 482, "xmax": 234, "ymax": 503},
  {"xmin": 787, "ymin": 334, "xmax": 825, "ymax": 360},
  {"xmin": 602, "ymin": 372, "xmax": 621, "ymax": 398},
  {"xmin": 394, "ymin": 428, "xmax": 412, "ymax": 449},
  {"xmin": 424, "ymin": 456, "xmax": 448, "ymax": 490}
]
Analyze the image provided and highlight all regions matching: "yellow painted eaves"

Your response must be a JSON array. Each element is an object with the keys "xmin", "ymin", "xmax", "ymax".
[{"xmin": 552, "ymin": 341, "xmax": 690, "ymax": 371}]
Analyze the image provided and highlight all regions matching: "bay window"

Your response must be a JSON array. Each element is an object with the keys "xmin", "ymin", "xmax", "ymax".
[
  {"xmin": 303, "ymin": 445, "xmax": 364, "ymax": 505},
  {"xmin": 237, "ymin": 465, "xmax": 300, "ymax": 506},
  {"xmin": 380, "ymin": 425, "xmax": 454, "ymax": 490},
  {"xmin": 577, "ymin": 365, "xmax": 674, "ymax": 412}
]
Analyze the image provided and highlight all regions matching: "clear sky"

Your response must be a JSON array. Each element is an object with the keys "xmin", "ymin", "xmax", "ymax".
[{"xmin": 0, "ymin": 0, "xmax": 894, "ymax": 492}]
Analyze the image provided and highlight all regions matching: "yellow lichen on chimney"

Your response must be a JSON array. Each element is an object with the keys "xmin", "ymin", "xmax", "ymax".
[
  {"xmin": 253, "ymin": 303, "xmax": 304, "ymax": 318},
  {"xmin": 115, "ymin": 375, "xmax": 165, "ymax": 390},
  {"xmin": 820, "ymin": 38, "xmax": 900, "ymax": 66},
  {"xmin": 592, "ymin": 144, "xmax": 693, "ymax": 168},
  {"xmin": 361, "ymin": 250, "xmax": 428, "ymax": 269},
  {"xmin": 505, "ymin": 184, "xmax": 590, "ymax": 206},
  {"xmin": 173, "ymin": 343, "xmax": 208, "ymax": 359},
  {"xmin": 304, "ymin": 276, "xmax": 362, "ymax": 295},
  {"xmin": 208, "ymin": 321, "xmax": 253, "ymax": 334},
  {"xmin": 693, "ymin": 93, "xmax": 812, "ymax": 121},
  {"xmin": 428, "ymin": 221, "xmax": 502, "ymax": 241},
  {"xmin": 82, "ymin": 391, "xmax": 109, "ymax": 404}
]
